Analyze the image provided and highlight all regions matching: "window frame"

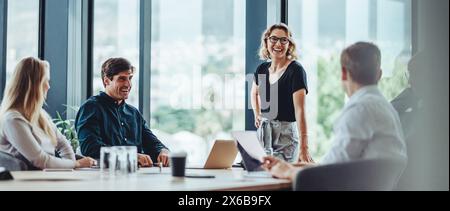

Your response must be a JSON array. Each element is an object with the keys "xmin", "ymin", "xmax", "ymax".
[
  {"xmin": 0, "ymin": 0, "xmax": 7, "ymax": 100},
  {"xmin": 0, "ymin": 0, "xmax": 418, "ymax": 121}
]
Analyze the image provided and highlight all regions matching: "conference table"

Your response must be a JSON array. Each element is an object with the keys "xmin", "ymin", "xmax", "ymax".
[{"xmin": 0, "ymin": 167, "xmax": 292, "ymax": 191}]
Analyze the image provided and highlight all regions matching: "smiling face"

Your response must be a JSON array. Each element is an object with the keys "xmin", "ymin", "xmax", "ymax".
[
  {"xmin": 267, "ymin": 29, "xmax": 290, "ymax": 60},
  {"xmin": 104, "ymin": 70, "xmax": 133, "ymax": 102}
]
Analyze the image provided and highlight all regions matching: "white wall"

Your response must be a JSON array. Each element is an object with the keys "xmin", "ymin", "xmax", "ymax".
[{"xmin": 397, "ymin": 0, "xmax": 449, "ymax": 191}]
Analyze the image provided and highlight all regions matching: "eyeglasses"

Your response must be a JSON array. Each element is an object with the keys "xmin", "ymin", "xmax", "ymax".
[{"xmin": 268, "ymin": 36, "xmax": 290, "ymax": 45}]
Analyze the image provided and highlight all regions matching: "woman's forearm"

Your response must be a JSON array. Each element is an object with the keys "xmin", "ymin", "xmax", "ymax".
[
  {"xmin": 251, "ymin": 84, "xmax": 261, "ymax": 117},
  {"xmin": 296, "ymin": 111, "xmax": 308, "ymax": 149},
  {"xmin": 251, "ymin": 96, "xmax": 261, "ymax": 116},
  {"xmin": 293, "ymin": 90, "xmax": 308, "ymax": 151}
]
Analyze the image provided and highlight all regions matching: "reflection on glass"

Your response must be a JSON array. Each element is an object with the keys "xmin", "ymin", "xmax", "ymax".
[
  {"xmin": 288, "ymin": 0, "xmax": 411, "ymax": 159},
  {"xmin": 93, "ymin": 0, "xmax": 140, "ymax": 108},
  {"xmin": 150, "ymin": 0, "xmax": 246, "ymax": 164},
  {"xmin": 6, "ymin": 0, "xmax": 39, "ymax": 79}
]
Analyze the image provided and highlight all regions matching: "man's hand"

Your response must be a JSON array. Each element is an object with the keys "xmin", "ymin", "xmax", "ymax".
[
  {"xmin": 157, "ymin": 149, "xmax": 170, "ymax": 167},
  {"xmin": 262, "ymin": 156, "xmax": 281, "ymax": 170},
  {"xmin": 262, "ymin": 156, "xmax": 298, "ymax": 181},
  {"xmin": 138, "ymin": 153, "xmax": 153, "ymax": 167}
]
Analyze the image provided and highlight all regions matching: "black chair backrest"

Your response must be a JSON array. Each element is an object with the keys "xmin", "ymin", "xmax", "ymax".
[
  {"xmin": 0, "ymin": 151, "xmax": 29, "ymax": 171},
  {"xmin": 293, "ymin": 159, "xmax": 406, "ymax": 191}
]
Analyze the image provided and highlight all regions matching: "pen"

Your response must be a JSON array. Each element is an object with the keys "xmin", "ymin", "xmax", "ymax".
[{"xmin": 153, "ymin": 163, "xmax": 162, "ymax": 173}]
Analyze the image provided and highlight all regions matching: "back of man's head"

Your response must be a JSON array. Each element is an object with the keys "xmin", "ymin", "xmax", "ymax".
[{"xmin": 341, "ymin": 42, "xmax": 381, "ymax": 85}]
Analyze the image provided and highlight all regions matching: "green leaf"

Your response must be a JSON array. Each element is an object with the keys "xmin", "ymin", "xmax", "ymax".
[{"xmin": 55, "ymin": 121, "xmax": 66, "ymax": 127}]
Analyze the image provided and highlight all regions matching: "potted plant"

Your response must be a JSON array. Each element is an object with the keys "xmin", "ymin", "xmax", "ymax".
[{"xmin": 53, "ymin": 105, "xmax": 80, "ymax": 154}]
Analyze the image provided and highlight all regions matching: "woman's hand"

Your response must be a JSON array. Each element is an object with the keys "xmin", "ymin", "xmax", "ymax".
[
  {"xmin": 297, "ymin": 134, "xmax": 314, "ymax": 163},
  {"xmin": 75, "ymin": 157, "xmax": 97, "ymax": 168},
  {"xmin": 298, "ymin": 148, "xmax": 314, "ymax": 163},
  {"xmin": 254, "ymin": 115, "xmax": 262, "ymax": 128}
]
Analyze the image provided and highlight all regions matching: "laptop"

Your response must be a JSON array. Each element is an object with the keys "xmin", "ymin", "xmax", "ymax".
[
  {"xmin": 186, "ymin": 140, "xmax": 238, "ymax": 169},
  {"xmin": 231, "ymin": 131, "xmax": 272, "ymax": 178}
]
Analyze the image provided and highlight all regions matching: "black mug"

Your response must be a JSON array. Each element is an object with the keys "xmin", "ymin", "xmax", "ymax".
[
  {"xmin": 0, "ymin": 167, "xmax": 13, "ymax": 180},
  {"xmin": 170, "ymin": 152, "xmax": 187, "ymax": 177}
]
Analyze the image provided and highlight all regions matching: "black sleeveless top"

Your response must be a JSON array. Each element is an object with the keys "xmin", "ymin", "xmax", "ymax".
[{"xmin": 254, "ymin": 61, "xmax": 308, "ymax": 122}]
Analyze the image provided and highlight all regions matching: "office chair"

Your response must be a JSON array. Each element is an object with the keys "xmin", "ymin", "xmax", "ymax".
[
  {"xmin": 0, "ymin": 151, "xmax": 29, "ymax": 171},
  {"xmin": 293, "ymin": 158, "xmax": 406, "ymax": 191}
]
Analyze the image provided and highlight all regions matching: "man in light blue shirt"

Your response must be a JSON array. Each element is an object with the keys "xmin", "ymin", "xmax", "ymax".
[{"xmin": 262, "ymin": 42, "xmax": 407, "ymax": 180}]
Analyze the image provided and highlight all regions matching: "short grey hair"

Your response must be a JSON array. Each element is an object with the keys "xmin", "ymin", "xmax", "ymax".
[{"xmin": 341, "ymin": 42, "xmax": 381, "ymax": 85}]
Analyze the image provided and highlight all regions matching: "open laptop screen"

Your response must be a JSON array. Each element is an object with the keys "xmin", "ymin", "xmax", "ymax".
[
  {"xmin": 237, "ymin": 143, "xmax": 264, "ymax": 172},
  {"xmin": 232, "ymin": 131, "xmax": 268, "ymax": 172}
]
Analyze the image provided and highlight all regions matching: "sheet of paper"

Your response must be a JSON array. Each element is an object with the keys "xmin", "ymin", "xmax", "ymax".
[{"xmin": 231, "ymin": 131, "xmax": 266, "ymax": 161}]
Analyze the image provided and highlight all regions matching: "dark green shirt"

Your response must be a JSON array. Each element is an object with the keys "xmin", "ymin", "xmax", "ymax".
[{"xmin": 75, "ymin": 92, "xmax": 168, "ymax": 160}]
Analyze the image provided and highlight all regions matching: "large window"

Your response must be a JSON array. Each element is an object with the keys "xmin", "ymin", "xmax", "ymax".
[
  {"xmin": 288, "ymin": 0, "xmax": 412, "ymax": 159},
  {"xmin": 150, "ymin": 0, "xmax": 246, "ymax": 164},
  {"xmin": 267, "ymin": 0, "xmax": 281, "ymax": 25},
  {"xmin": 6, "ymin": 0, "xmax": 39, "ymax": 79},
  {"xmin": 93, "ymin": 0, "xmax": 140, "ymax": 108}
]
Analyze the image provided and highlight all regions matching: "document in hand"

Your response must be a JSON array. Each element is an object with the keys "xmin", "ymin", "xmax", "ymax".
[{"xmin": 231, "ymin": 131, "xmax": 266, "ymax": 162}]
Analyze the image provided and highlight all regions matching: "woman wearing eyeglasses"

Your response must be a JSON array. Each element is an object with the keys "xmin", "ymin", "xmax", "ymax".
[{"xmin": 251, "ymin": 23, "xmax": 313, "ymax": 163}]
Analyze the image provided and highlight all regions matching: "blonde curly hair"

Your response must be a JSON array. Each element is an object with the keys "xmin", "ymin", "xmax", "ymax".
[{"xmin": 258, "ymin": 23, "xmax": 299, "ymax": 61}]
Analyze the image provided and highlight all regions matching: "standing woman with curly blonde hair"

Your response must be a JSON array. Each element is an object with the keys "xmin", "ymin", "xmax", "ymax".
[
  {"xmin": 251, "ymin": 23, "xmax": 313, "ymax": 163},
  {"xmin": 0, "ymin": 57, "xmax": 96, "ymax": 170}
]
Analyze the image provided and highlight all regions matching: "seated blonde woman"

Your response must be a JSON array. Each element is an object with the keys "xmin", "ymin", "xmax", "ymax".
[{"xmin": 0, "ymin": 57, "xmax": 96, "ymax": 170}]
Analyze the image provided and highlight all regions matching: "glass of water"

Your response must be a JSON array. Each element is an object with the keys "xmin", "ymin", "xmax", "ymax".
[
  {"xmin": 101, "ymin": 146, "xmax": 138, "ymax": 177},
  {"xmin": 112, "ymin": 146, "xmax": 128, "ymax": 176},
  {"xmin": 100, "ymin": 147, "xmax": 113, "ymax": 173},
  {"xmin": 125, "ymin": 146, "xmax": 138, "ymax": 174}
]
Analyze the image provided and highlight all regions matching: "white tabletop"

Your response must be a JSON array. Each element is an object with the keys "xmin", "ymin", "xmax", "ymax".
[{"xmin": 0, "ymin": 168, "xmax": 291, "ymax": 191}]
